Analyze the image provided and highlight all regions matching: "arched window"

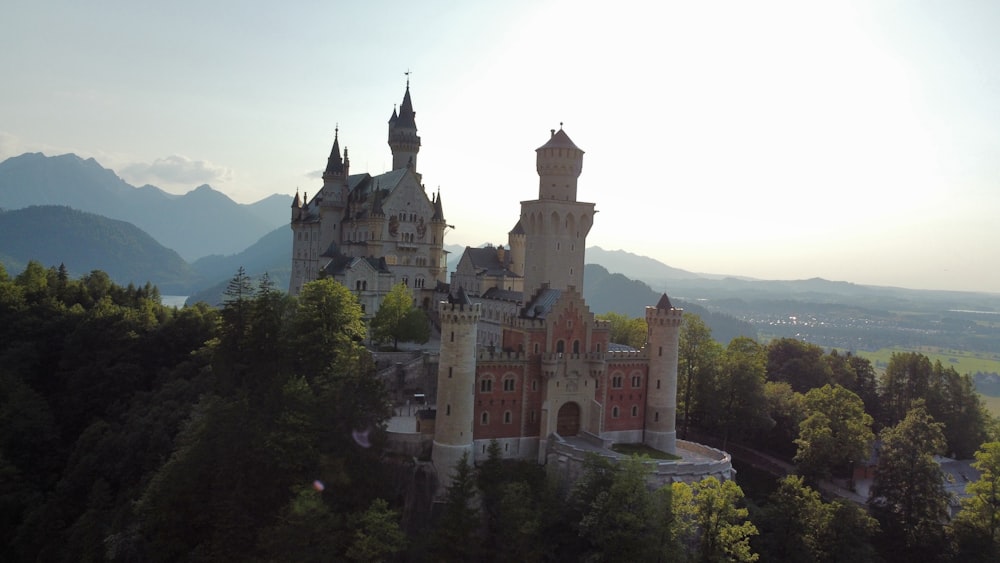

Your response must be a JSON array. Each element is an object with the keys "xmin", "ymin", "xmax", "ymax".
[
  {"xmin": 631, "ymin": 405, "xmax": 639, "ymax": 417},
  {"xmin": 480, "ymin": 378, "xmax": 493, "ymax": 393},
  {"xmin": 556, "ymin": 340, "xmax": 565, "ymax": 354},
  {"xmin": 612, "ymin": 375, "xmax": 623, "ymax": 389},
  {"xmin": 631, "ymin": 375, "xmax": 642, "ymax": 388},
  {"xmin": 612, "ymin": 406, "xmax": 620, "ymax": 419},
  {"xmin": 573, "ymin": 340, "xmax": 580, "ymax": 354},
  {"xmin": 481, "ymin": 412, "xmax": 489, "ymax": 425},
  {"xmin": 503, "ymin": 377, "xmax": 515, "ymax": 392},
  {"xmin": 503, "ymin": 411, "xmax": 512, "ymax": 424}
]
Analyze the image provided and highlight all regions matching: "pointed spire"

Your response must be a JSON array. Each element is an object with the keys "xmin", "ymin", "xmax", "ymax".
[
  {"xmin": 656, "ymin": 293, "xmax": 674, "ymax": 310},
  {"xmin": 292, "ymin": 189, "xmax": 301, "ymax": 208},
  {"xmin": 395, "ymin": 79, "xmax": 416, "ymax": 128},
  {"xmin": 324, "ymin": 126, "xmax": 345, "ymax": 176},
  {"xmin": 432, "ymin": 187, "xmax": 445, "ymax": 221}
]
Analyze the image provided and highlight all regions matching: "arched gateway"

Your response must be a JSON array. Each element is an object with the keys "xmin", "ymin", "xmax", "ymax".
[{"xmin": 556, "ymin": 402, "xmax": 581, "ymax": 436}]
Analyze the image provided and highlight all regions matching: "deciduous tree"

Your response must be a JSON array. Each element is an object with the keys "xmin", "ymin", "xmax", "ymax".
[
  {"xmin": 868, "ymin": 403, "xmax": 950, "ymax": 558},
  {"xmin": 794, "ymin": 384, "xmax": 874, "ymax": 484},
  {"xmin": 952, "ymin": 441, "xmax": 1000, "ymax": 561},
  {"xmin": 371, "ymin": 282, "xmax": 429, "ymax": 350}
]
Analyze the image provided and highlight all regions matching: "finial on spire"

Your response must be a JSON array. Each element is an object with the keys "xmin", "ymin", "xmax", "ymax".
[
  {"xmin": 560, "ymin": 122, "xmax": 564, "ymax": 129},
  {"xmin": 405, "ymin": 69, "xmax": 411, "ymax": 88},
  {"xmin": 335, "ymin": 123, "xmax": 339, "ymax": 138}
]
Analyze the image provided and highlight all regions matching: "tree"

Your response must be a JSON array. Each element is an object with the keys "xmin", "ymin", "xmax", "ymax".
[
  {"xmin": 678, "ymin": 313, "xmax": 723, "ymax": 439},
  {"xmin": 672, "ymin": 476, "xmax": 758, "ymax": 562},
  {"xmin": 754, "ymin": 475, "xmax": 879, "ymax": 563},
  {"xmin": 370, "ymin": 282, "xmax": 428, "ymax": 350},
  {"xmin": 754, "ymin": 475, "xmax": 829, "ymax": 562},
  {"xmin": 578, "ymin": 456, "xmax": 671, "ymax": 561},
  {"xmin": 794, "ymin": 384, "xmax": 874, "ymax": 484},
  {"xmin": 346, "ymin": 498, "xmax": 406, "ymax": 562},
  {"xmin": 597, "ymin": 311, "xmax": 648, "ymax": 349},
  {"xmin": 868, "ymin": 403, "xmax": 950, "ymax": 558},
  {"xmin": 430, "ymin": 452, "xmax": 480, "ymax": 562},
  {"xmin": 880, "ymin": 351, "xmax": 988, "ymax": 458},
  {"xmin": 952, "ymin": 441, "xmax": 1000, "ymax": 561},
  {"xmin": 710, "ymin": 337, "xmax": 770, "ymax": 448},
  {"xmin": 766, "ymin": 338, "xmax": 832, "ymax": 393}
]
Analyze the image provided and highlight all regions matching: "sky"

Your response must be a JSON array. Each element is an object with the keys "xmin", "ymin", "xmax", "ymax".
[{"xmin": 2, "ymin": 1, "xmax": 998, "ymax": 293}]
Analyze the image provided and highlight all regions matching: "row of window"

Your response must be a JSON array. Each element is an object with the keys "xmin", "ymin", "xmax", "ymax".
[
  {"xmin": 479, "ymin": 410, "xmax": 538, "ymax": 425},
  {"xmin": 610, "ymin": 375, "xmax": 644, "ymax": 389},
  {"xmin": 611, "ymin": 405, "xmax": 641, "ymax": 418},
  {"xmin": 479, "ymin": 377, "xmax": 539, "ymax": 393}
]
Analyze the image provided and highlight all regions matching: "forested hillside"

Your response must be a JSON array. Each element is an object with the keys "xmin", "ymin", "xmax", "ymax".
[
  {"xmin": 0, "ymin": 206, "xmax": 195, "ymax": 292},
  {"xmin": 0, "ymin": 152, "xmax": 290, "ymax": 260},
  {"xmin": 3, "ymin": 262, "xmax": 1000, "ymax": 561}
]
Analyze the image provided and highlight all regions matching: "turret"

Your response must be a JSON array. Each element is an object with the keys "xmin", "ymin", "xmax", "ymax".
[
  {"xmin": 519, "ymin": 127, "xmax": 595, "ymax": 298},
  {"xmin": 536, "ymin": 125, "xmax": 584, "ymax": 201},
  {"xmin": 508, "ymin": 220, "xmax": 526, "ymax": 277},
  {"xmin": 388, "ymin": 80, "xmax": 421, "ymax": 171},
  {"xmin": 643, "ymin": 294, "xmax": 683, "ymax": 454},
  {"xmin": 432, "ymin": 290, "xmax": 481, "ymax": 492},
  {"xmin": 291, "ymin": 189, "xmax": 302, "ymax": 221}
]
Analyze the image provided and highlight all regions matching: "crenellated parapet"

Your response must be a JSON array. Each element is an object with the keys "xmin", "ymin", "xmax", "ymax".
[
  {"xmin": 645, "ymin": 306, "xmax": 683, "ymax": 328},
  {"xmin": 477, "ymin": 349, "xmax": 527, "ymax": 363},
  {"xmin": 438, "ymin": 301, "xmax": 481, "ymax": 325}
]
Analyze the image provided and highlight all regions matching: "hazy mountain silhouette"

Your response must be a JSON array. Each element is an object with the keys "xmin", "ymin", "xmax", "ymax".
[
  {"xmin": 0, "ymin": 152, "xmax": 291, "ymax": 261},
  {"xmin": 0, "ymin": 206, "xmax": 194, "ymax": 292}
]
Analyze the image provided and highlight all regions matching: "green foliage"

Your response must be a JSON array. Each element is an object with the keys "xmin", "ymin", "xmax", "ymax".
[
  {"xmin": 678, "ymin": 313, "xmax": 723, "ymax": 439},
  {"xmin": 794, "ymin": 384, "xmax": 874, "ymax": 483},
  {"xmin": 868, "ymin": 403, "xmax": 950, "ymax": 558},
  {"xmin": 754, "ymin": 475, "xmax": 879, "ymax": 563},
  {"xmin": 766, "ymin": 338, "xmax": 832, "ymax": 393},
  {"xmin": 710, "ymin": 337, "xmax": 770, "ymax": 447},
  {"xmin": 596, "ymin": 311, "xmax": 648, "ymax": 349},
  {"xmin": 672, "ymin": 476, "xmax": 759, "ymax": 562},
  {"xmin": 579, "ymin": 456, "xmax": 672, "ymax": 561},
  {"xmin": 952, "ymin": 441, "xmax": 1000, "ymax": 561},
  {"xmin": 370, "ymin": 282, "xmax": 428, "ymax": 350},
  {"xmin": 346, "ymin": 498, "xmax": 407, "ymax": 562},
  {"xmin": 881, "ymin": 351, "xmax": 990, "ymax": 458},
  {"xmin": 431, "ymin": 452, "xmax": 481, "ymax": 562}
]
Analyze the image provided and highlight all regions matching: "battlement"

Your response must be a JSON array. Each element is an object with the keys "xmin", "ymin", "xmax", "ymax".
[
  {"xmin": 477, "ymin": 349, "xmax": 527, "ymax": 362},
  {"xmin": 605, "ymin": 349, "xmax": 650, "ymax": 361},
  {"xmin": 645, "ymin": 306, "xmax": 684, "ymax": 327},
  {"xmin": 438, "ymin": 301, "xmax": 481, "ymax": 324}
]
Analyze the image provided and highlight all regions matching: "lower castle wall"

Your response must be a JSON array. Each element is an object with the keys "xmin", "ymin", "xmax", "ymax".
[{"xmin": 544, "ymin": 438, "xmax": 733, "ymax": 488}]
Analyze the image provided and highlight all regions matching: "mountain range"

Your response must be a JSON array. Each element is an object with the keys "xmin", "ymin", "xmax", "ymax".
[
  {"xmin": 2, "ymin": 152, "xmax": 998, "ymax": 355},
  {"xmin": 0, "ymin": 152, "xmax": 291, "ymax": 261}
]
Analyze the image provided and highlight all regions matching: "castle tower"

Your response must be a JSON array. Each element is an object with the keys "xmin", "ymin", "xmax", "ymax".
[
  {"xmin": 429, "ymin": 189, "xmax": 448, "ymax": 283},
  {"xmin": 319, "ymin": 128, "xmax": 349, "ymax": 250},
  {"xmin": 432, "ymin": 291, "xmax": 481, "ymax": 490},
  {"xmin": 508, "ymin": 220, "xmax": 525, "ymax": 277},
  {"xmin": 388, "ymin": 80, "xmax": 421, "ymax": 172},
  {"xmin": 520, "ymin": 127, "xmax": 595, "ymax": 298},
  {"xmin": 643, "ymin": 294, "xmax": 684, "ymax": 454}
]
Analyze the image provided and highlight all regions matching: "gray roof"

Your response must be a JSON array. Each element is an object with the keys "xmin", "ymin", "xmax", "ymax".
[
  {"xmin": 463, "ymin": 247, "xmax": 518, "ymax": 277},
  {"xmin": 521, "ymin": 287, "xmax": 562, "ymax": 319},
  {"xmin": 482, "ymin": 287, "xmax": 523, "ymax": 302}
]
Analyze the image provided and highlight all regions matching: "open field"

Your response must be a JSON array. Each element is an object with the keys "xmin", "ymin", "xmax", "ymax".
[
  {"xmin": 856, "ymin": 347, "xmax": 1000, "ymax": 417},
  {"xmin": 856, "ymin": 346, "xmax": 1000, "ymax": 376},
  {"xmin": 980, "ymin": 395, "xmax": 1000, "ymax": 418}
]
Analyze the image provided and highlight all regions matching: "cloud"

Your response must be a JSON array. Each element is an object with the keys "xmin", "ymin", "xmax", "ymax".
[
  {"xmin": 307, "ymin": 169, "xmax": 324, "ymax": 179},
  {"xmin": 120, "ymin": 155, "xmax": 232, "ymax": 187}
]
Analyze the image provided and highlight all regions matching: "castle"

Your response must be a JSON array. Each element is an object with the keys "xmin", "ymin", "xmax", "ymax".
[
  {"xmin": 292, "ymin": 83, "xmax": 731, "ymax": 486},
  {"xmin": 433, "ymin": 126, "xmax": 686, "ymax": 475},
  {"xmin": 289, "ymin": 81, "xmax": 448, "ymax": 315}
]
